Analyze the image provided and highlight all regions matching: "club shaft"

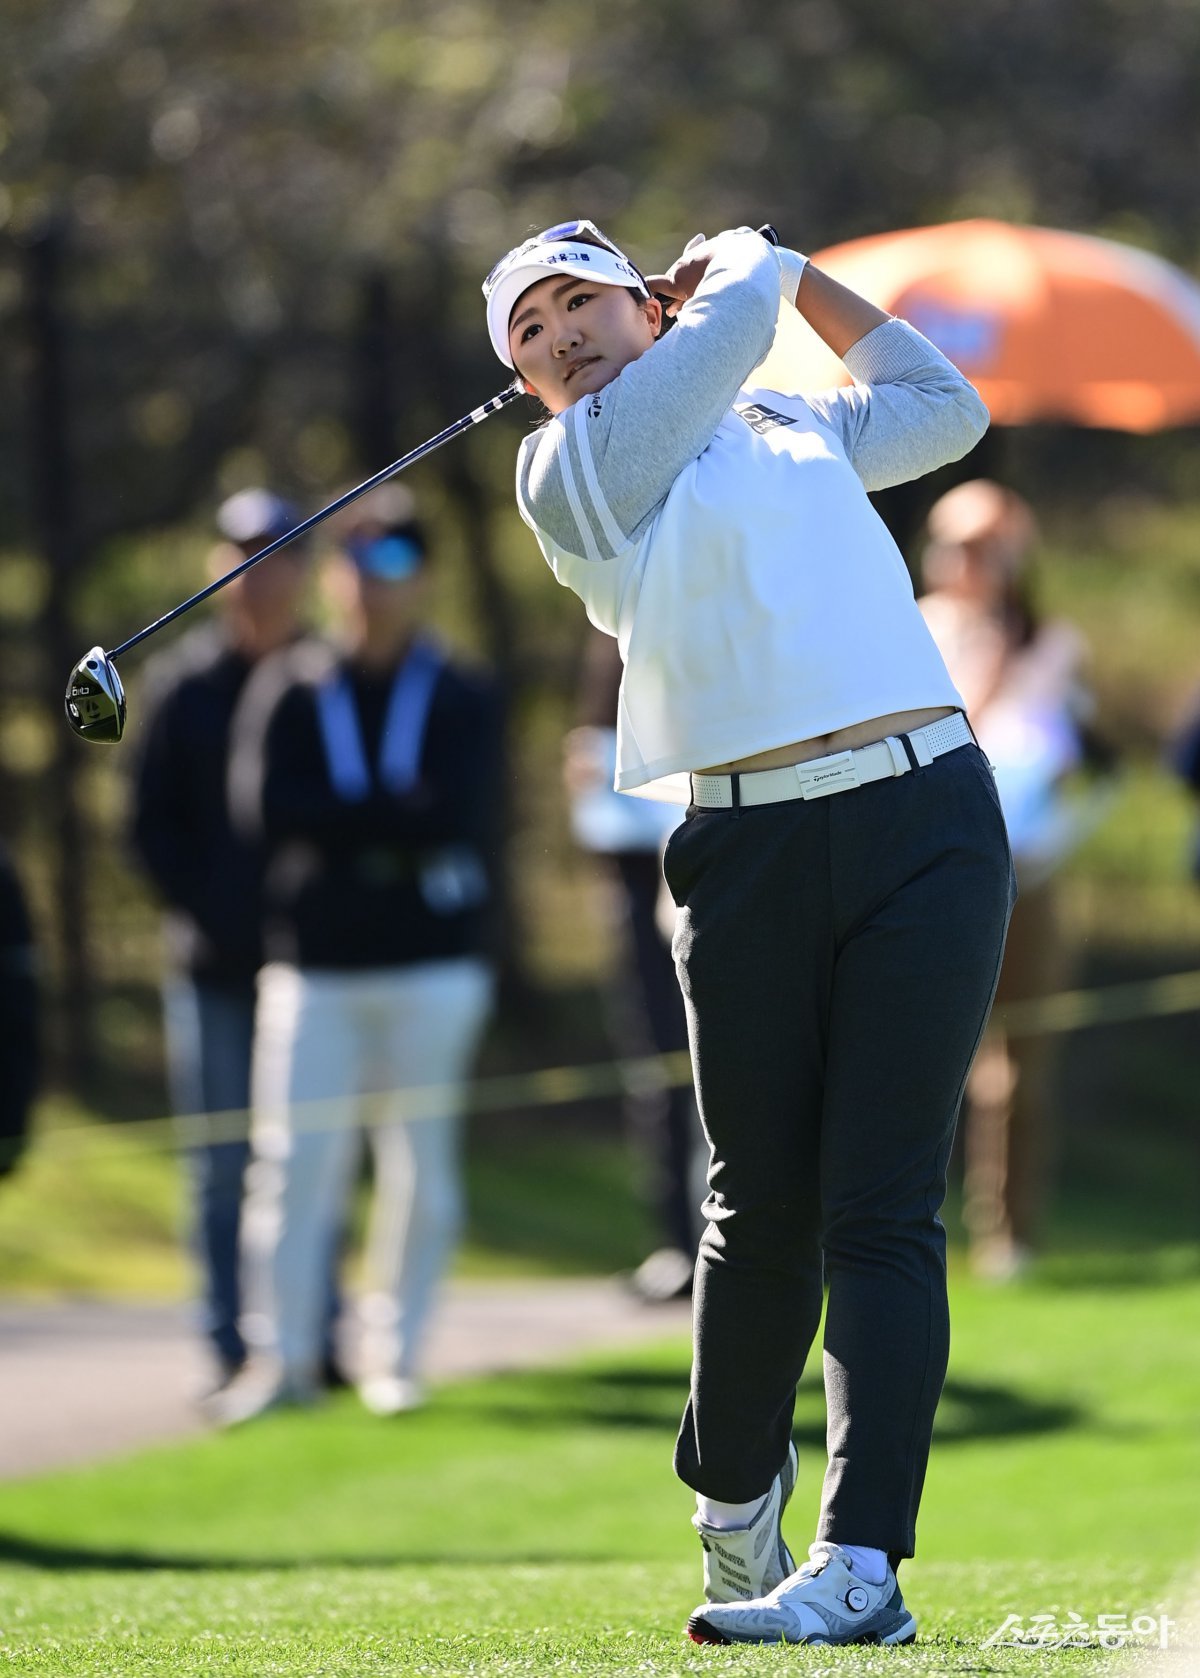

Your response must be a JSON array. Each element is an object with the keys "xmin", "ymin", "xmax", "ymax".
[{"xmin": 109, "ymin": 385, "xmax": 523, "ymax": 661}]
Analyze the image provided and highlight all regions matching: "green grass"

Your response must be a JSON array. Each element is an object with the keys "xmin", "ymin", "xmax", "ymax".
[
  {"xmin": 5, "ymin": 1075, "xmax": 1199, "ymax": 1297},
  {"xmin": 0, "ymin": 1097, "xmax": 190, "ymax": 1296},
  {"xmin": 1, "ymin": 1268, "xmax": 1197, "ymax": 1674},
  {"xmin": 0, "ymin": 1102, "xmax": 659, "ymax": 1296}
]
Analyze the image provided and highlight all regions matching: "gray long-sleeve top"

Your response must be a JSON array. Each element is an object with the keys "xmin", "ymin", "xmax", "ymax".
[{"xmin": 513, "ymin": 229, "xmax": 989, "ymax": 799}]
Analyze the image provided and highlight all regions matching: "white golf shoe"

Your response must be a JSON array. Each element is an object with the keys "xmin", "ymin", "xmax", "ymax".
[
  {"xmin": 358, "ymin": 1375, "xmax": 426, "ymax": 1417},
  {"xmin": 207, "ymin": 1363, "xmax": 320, "ymax": 1428},
  {"xmin": 692, "ymin": 1441, "xmax": 798, "ymax": 1604},
  {"xmin": 686, "ymin": 1540, "xmax": 917, "ymax": 1646}
]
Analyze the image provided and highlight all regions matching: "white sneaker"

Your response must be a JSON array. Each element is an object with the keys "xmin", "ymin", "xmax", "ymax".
[
  {"xmin": 687, "ymin": 1541, "xmax": 917, "ymax": 1646},
  {"xmin": 358, "ymin": 1375, "xmax": 426, "ymax": 1417},
  {"xmin": 628, "ymin": 1247, "xmax": 694, "ymax": 1303},
  {"xmin": 692, "ymin": 1442, "xmax": 798, "ymax": 1604},
  {"xmin": 207, "ymin": 1364, "xmax": 320, "ymax": 1428}
]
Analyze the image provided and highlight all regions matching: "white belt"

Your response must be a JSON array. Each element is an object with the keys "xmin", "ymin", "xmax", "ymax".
[{"xmin": 689, "ymin": 712, "xmax": 973, "ymax": 811}]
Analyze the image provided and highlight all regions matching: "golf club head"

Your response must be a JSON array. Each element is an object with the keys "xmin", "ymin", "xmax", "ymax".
[{"xmin": 65, "ymin": 647, "xmax": 127, "ymax": 744}]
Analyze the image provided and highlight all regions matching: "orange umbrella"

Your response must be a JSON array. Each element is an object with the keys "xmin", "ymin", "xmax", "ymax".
[{"xmin": 766, "ymin": 219, "xmax": 1200, "ymax": 432}]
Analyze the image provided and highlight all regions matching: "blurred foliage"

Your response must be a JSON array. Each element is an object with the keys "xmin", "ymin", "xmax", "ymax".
[
  {"xmin": 1, "ymin": 0, "xmax": 1200, "ymax": 1096},
  {"xmin": 4, "ymin": 0, "xmax": 1200, "ymax": 542}
]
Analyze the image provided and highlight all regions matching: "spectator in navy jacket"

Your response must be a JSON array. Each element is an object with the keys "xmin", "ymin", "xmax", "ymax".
[
  {"xmin": 223, "ymin": 487, "xmax": 503, "ymax": 1423},
  {"xmin": 129, "ymin": 489, "xmax": 340, "ymax": 1398}
]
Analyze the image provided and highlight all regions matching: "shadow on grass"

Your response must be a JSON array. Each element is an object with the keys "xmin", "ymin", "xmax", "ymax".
[
  {"xmin": 0, "ymin": 1366, "xmax": 1084, "ymax": 1576},
  {"xmin": 0, "ymin": 1370, "xmax": 1082, "ymax": 1576},
  {"xmin": 0, "ymin": 1534, "xmax": 605, "ymax": 1573},
  {"xmin": 930, "ymin": 1378, "xmax": 1082, "ymax": 1443},
  {"xmin": 443, "ymin": 1365, "xmax": 1084, "ymax": 1446}
]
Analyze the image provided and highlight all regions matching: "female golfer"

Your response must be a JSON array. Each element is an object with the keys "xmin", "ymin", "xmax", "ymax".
[{"xmin": 482, "ymin": 221, "xmax": 1013, "ymax": 1647}]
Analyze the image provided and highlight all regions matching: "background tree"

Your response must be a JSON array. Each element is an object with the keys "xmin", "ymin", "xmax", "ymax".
[{"xmin": 2, "ymin": 0, "xmax": 1199, "ymax": 1086}]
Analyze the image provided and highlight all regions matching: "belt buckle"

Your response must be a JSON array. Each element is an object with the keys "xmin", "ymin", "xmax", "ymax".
[{"xmin": 795, "ymin": 749, "xmax": 860, "ymax": 800}]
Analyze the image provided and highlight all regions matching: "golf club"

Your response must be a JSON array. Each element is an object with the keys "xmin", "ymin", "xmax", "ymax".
[
  {"xmin": 65, "ymin": 226, "xmax": 779, "ymax": 745},
  {"xmin": 64, "ymin": 384, "xmax": 524, "ymax": 744}
]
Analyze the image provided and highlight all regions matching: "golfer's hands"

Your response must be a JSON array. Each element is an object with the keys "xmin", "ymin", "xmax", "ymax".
[
  {"xmin": 645, "ymin": 233, "xmax": 718, "ymax": 318},
  {"xmin": 647, "ymin": 227, "xmax": 771, "ymax": 316}
]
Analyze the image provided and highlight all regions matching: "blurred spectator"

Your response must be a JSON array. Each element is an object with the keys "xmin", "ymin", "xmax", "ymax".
[
  {"xmin": 0, "ymin": 840, "xmax": 39, "ymax": 1180},
  {"xmin": 128, "ymin": 489, "xmax": 341, "ymax": 1397},
  {"xmin": 919, "ymin": 480, "xmax": 1098, "ymax": 1280},
  {"xmin": 564, "ymin": 631, "xmax": 701, "ymax": 1302},
  {"xmin": 225, "ymin": 488, "xmax": 503, "ymax": 1421}
]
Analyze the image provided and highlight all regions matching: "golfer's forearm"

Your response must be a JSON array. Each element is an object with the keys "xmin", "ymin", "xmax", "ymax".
[
  {"xmin": 793, "ymin": 264, "xmax": 893, "ymax": 359},
  {"xmin": 519, "ymin": 230, "xmax": 778, "ymax": 559},
  {"xmin": 802, "ymin": 320, "xmax": 989, "ymax": 492}
]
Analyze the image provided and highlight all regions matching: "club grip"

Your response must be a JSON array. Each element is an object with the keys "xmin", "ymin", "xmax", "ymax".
[{"xmin": 757, "ymin": 224, "xmax": 780, "ymax": 245}]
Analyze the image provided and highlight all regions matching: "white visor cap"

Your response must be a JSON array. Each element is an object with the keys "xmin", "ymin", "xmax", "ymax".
[{"xmin": 485, "ymin": 239, "xmax": 649, "ymax": 368}]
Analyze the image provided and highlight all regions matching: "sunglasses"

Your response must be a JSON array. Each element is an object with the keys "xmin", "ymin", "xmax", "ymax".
[
  {"xmin": 346, "ymin": 531, "xmax": 424, "ymax": 581},
  {"xmin": 483, "ymin": 219, "xmax": 642, "ymax": 296}
]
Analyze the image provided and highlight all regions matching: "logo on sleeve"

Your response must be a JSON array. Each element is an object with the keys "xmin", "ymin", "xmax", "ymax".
[
  {"xmin": 588, "ymin": 395, "xmax": 603, "ymax": 418},
  {"xmin": 734, "ymin": 402, "xmax": 797, "ymax": 434}
]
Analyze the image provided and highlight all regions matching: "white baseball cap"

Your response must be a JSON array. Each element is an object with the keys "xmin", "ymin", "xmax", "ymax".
[
  {"xmin": 216, "ymin": 488, "xmax": 299, "ymax": 547},
  {"xmin": 483, "ymin": 221, "xmax": 649, "ymax": 368}
]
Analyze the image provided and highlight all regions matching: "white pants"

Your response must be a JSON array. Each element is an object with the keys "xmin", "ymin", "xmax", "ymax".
[{"xmin": 244, "ymin": 957, "xmax": 494, "ymax": 1384}]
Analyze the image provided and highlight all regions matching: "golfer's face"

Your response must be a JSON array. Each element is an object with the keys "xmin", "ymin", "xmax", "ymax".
[{"xmin": 509, "ymin": 277, "xmax": 658, "ymax": 415}]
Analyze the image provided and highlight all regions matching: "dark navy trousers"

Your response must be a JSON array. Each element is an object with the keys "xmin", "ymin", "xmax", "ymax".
[
  {"xmin": 163, "ymin": 977, "xmax": 257, "ymax": 1370},
  {"xmin": 664, "ymin": 742, "xmax": 1015, "ymax": 1559}
]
